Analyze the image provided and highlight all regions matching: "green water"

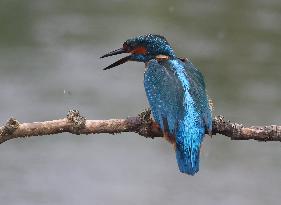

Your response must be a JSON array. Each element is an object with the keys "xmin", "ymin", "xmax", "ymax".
[{"xmin": 0, "ymin": 0, "xmax": 280, "ymax": 204}]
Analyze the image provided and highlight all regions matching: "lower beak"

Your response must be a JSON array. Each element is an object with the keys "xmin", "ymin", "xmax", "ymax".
[
  {"xmin": 102, "ymin": 55, "xmax": 131, "ymax": 70},
  {"xmin": 100, "ymin": 48, "xmax": 131, "ymax": 70}
]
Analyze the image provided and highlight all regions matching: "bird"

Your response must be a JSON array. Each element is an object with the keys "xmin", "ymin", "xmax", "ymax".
[{"xmin": 101, "ymin": 34, "xmax": 212, "ymax": 175}]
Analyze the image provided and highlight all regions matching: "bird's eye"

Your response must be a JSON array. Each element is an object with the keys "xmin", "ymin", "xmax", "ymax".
[
  {"xmin": 123, "ymin": 42, "xmax": 130, "ymax": 51},
  {"xmin": 123, "ymin": 42, "xmax": 127, "ymax": 48}
]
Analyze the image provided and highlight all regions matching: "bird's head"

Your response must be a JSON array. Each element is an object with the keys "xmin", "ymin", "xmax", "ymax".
[{"xmin": 101, "ymin": 34, "xmax": 176, "ymax": 70}]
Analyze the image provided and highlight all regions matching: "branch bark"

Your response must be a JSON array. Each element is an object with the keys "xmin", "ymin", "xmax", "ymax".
[{"xmin": 0, "ymin": 109, "xmax": 280, "ymax": 144}]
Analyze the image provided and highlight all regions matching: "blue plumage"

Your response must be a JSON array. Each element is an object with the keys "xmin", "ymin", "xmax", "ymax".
[
  {"xmin": 101, "ymin": 34, "xmax": 212, "ymax": 175},
  {"xmin": 144, "ymin": 59, "xmax": 211, "ymax": 175}
]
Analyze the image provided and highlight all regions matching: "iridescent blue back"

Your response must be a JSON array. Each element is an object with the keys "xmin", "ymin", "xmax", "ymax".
[{"xmin": 144, "ymin": 58, "xmax": 212, "ymax": 175}]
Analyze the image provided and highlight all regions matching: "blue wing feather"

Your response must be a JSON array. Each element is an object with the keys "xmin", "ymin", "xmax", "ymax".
[
  {"xmin": 182, "ymin": 60, "xmax": 212, "ymax": 134},
  {"xmin": 144, "ymin": 58, "xmax": 212, "ymax": 175}
]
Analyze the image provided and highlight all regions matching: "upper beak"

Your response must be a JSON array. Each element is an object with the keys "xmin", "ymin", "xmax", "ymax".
[
  {"xmin": 100, "ymin": 48, "xmax": 126, "ymax": 58},
  {"xmin": 101, "ymin": 47, "xmax": 130, "ymax": 70}
]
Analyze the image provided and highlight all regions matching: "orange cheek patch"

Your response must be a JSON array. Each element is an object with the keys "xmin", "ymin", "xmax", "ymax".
[{"xmin": 131, "ymin": 47, "xmax": 147, "ymax": 54}]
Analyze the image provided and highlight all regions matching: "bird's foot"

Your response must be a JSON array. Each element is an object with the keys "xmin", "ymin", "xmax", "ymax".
[{"xmin": 163, "ymin": 131, "xmax": 176, "ymax": 147}]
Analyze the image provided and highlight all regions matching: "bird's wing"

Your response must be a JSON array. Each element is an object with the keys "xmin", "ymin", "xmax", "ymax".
[
  {"xmin": 182, "ymin": 60, "xmax": 212, "ymax": 133},
  {"xmin": 144, "ymin": 59, "xmax": 184, "ymax": 134},
  {"xmin": 144, "ymin": 59, "xmax": 212, "ymax": 133}
]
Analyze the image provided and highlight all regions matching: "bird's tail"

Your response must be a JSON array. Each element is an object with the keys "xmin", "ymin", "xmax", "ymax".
[{"xmin": 175, "ymin": 121, "xmax": 205, "ymax": 175}]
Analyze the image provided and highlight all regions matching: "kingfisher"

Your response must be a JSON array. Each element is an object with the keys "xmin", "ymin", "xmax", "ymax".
[{"xmin": 101, "ymin": 34, "xmax": 212, "ymax": 175}]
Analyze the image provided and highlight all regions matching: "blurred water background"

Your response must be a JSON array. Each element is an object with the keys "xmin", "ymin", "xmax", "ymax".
[{"xmin": 0, "ymin": 0, "xmax": 280, "ymax": 204}]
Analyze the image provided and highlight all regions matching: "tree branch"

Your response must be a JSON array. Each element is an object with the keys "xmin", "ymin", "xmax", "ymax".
[{"xmin": 0, "ymin": 109, "xmax": 280, "ymax": 144}]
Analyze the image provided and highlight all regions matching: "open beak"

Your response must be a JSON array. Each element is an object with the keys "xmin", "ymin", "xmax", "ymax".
[{"xmin": 101, "ymin": 48, "xmax": 130, "ymax": 70}]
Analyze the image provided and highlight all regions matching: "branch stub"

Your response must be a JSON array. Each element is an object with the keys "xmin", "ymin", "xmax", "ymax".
[
  {"xmin": 67, "ymin": 110, "xmax": 86, "ymax": 134},
  {"xmin": 2, "ymin": 118, "xmax": 20, "ymax": 135}
]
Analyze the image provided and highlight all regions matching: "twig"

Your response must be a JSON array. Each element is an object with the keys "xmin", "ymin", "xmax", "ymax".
[{"xmin": 0, "ymin": 109, "xmax": 280, "ymax": 144}]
